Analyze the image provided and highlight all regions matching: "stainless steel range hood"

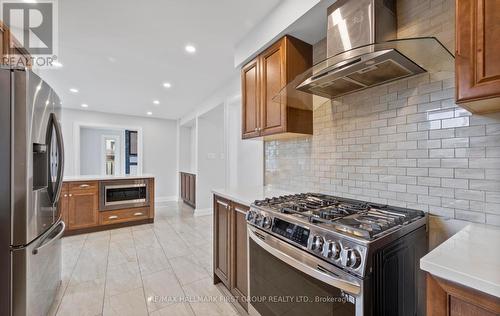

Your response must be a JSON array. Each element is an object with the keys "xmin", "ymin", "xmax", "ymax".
[{"xmin": 279, "ymin": 0, "xmax": 455, "ymax": 103}]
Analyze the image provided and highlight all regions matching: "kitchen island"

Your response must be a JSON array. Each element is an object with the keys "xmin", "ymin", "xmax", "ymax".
[
  {"xmin": 59, "ymin": 175, "xmax": 155, "ymax": 235},
  {"xmin": 421, "ymin": 224, "xmax": 500, "ymax": 315}
]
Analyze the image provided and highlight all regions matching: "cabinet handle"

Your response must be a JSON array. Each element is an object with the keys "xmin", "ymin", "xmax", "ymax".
[
  {"xmin": 79, "ymin": 184, "xmax": 90, "ymax": 188},
  {"xmin": 108, "ymin": 215, "xmax": 118, "ymax": 220},
  {"xmin": 234, "ymin": 207, "xmax": 247, "ymax": 214},
  {"xmin": 68, "ymin": 194, "xmax": 73, "ymax": 197},
  {"xmin": 217, "ymin": 200, "xmax": 229, "ymax": 208},
  {"xmin": 63, "ymin": 194, "xmax": 68, "ymax": 197},
  {"xmin": 133, "ymin": 212, "xmax": 144, "ymax": 216}
]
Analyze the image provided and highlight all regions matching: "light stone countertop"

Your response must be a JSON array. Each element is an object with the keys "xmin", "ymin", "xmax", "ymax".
[
  {"xmin": 420, "ymin": 223, "xmax": 500, "ymax": 298},
  {"xmin": 63, "ymin": 174, "xmax": 155, "ymax": 182},
  {"xmin": 212, "ymin": 185, "xmax": 296, "ymax": 207}
]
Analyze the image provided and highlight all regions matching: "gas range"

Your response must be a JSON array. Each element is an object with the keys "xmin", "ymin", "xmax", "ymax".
[{"xmin": 247, "ymin": 193, "xmax": 427, "ymax": 278}]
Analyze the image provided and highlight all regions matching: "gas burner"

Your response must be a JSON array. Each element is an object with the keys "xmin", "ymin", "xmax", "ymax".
[{"xmin": 253, "ymin": 193, "xmax": 424, "ymax": 240}]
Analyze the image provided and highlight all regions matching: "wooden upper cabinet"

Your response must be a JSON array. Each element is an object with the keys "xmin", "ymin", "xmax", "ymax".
[
  {"xmin": 260, "ymin": 39, "xmax": 286, "ymax": 136},
  {"xmin": 456, "ymin": 0, "xmax": 500, "ymax": 113},
  {"xmin": 242, "ymin": 58, "xmax": 261, "ymax": 139},
  {"xmin": 241, "ymin": 35, "xmax": 313, "ymax": 139},
  {"xmin": 0, "ymin": 21, "xmax": 31, "ymax": 68}
]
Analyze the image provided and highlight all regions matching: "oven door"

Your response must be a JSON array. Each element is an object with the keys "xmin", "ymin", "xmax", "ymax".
[{"xmin": 247, "ymin": 225, "xmax": 367, "ymax": 316}]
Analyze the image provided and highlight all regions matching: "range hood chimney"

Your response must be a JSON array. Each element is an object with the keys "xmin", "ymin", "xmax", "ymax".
[{"xmin": 290, "ymin": 0, "xmax": 454, "ymax": 100}]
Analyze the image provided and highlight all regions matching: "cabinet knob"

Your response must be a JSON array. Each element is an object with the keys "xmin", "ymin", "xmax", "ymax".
[
  {"xmin": 108, "ymin": 215, "xmax": 118, "ymax": 220},
  {"xmin": 133, "ymin": 212, "xmax": 144, "ymax": 216},
  {"xmin": 63, "ymin": 194, "xmax": 68, "ymax": 197},
  {"xmin": 254, "ymin": 128, "xmax": 258, "ymax": 132},
  {"xmin": 68, "ymin": 194, "xmax": 73, "ymax": 197}
]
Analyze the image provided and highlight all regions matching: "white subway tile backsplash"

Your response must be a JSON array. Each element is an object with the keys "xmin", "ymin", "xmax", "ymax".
[{"xmin": 264, "ymin": 0, "xmax": 500, "ymax": 226}]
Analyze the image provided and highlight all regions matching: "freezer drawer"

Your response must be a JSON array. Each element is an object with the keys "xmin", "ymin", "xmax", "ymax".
[{"xmin": 11, "ymin": 221, "xmax": 65, "ymax": 316}]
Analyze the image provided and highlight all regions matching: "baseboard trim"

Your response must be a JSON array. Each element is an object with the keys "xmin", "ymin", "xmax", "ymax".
[{"xmin": 194, "ymin": 207, "xmax": 212, "ymax": 216}]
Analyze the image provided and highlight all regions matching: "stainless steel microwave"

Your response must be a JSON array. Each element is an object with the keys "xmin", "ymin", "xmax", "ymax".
[{"xmin": 99, "ymin": 179, "xmax": 149, "ymax": 211}]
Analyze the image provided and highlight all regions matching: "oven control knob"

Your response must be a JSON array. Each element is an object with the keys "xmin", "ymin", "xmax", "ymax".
[
  {"xmin": 262, "ymin": 216, "xmax": 272, "ymax": 229},
  {"xmin": 254, "ymin": 214, "xmax": 263, "ymax": 226},
  {"xmin": 341, "ymin": 248, "xmax": 361, "ymax": 269},
  {"xmin": 311, "ymin": 236, "xmax": 324, "ymax": 252},
  {"xmin": 246, "ymin": 210, "xmax": 256, "ymax": 222},
  {"xmin": 324, "ymin": 241, "xmax": 341, "ymax": 259}
]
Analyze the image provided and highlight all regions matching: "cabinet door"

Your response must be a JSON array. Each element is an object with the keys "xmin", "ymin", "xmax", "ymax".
[
  {"xmin": 189, "ymin": 174, "xmax": 196, "ymax": 206},
  {"xmin": 180, "ymin": 173, "xmax": 186, "ymax": 201},
  {"xmin": 456, "ymin": 0, "xmax": 500, "ymax": 112},
  {"xmin": 68, "ymin": 191, "xmax": 99, "ymax": 230},
  {"xmin": 230, "ymin": 203, "xmax": 249, "ymax": 310},
  {"xmin": 213, "ymin": 196, "xmax": 231, "ymax": 287},
  {"xmin": 241, "ymin": 58, "xmax": 261, "ymax": 139},
  {"xmin": 260, "ymin": 39, "xmax": 286, "ymax": 136}
]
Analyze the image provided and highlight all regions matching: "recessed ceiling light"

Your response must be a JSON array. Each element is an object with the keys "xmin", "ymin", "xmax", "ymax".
[
  {"xmin": 163, "ymin": 82, "xmax": 172, "ymax": 88},
  {"xmin": 185, "ymin": 44, "xmax": 196, "ymax": 54},
  {"xmin": 147, "ymin": 111, "xmax": 153, "ymax": 116},
  {"xmin": 81, "ymin": 103, "xmax": 89, "ymax": 108},
  {"xmin": 52, "ymin": 61, "xmax": 63, "ymax": 68},
  {"xmin": 69, "ymin": 88, "xmax": 79, "ymax": 93},
  {"xmin": 153, "ymin": 100, "xmax": 160, "ymax": 105}
]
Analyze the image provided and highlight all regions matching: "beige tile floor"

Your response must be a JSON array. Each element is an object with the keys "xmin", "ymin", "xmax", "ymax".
[{"xmin": 49, "ymin": 202, "xmax": 244, "ymax": 316}]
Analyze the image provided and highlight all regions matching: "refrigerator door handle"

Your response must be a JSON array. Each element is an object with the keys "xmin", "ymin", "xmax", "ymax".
[
  {"xmin": 48, "ymin": 113, "xmax": 65, "ymax": 205},
  {"xmin": 32, "ymin": 221, "xmax": 65, "ymax": 255}
]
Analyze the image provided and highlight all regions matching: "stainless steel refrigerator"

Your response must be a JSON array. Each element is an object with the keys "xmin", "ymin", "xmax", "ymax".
[{"xmin": 0, "ymin": 66, "xmax": 65, "ymax": 316}]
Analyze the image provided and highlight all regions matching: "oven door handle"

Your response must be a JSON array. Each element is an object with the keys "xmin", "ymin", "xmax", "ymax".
[{"xmin": 248, "ymin": 226, "xmax": 361, "ymax": 295}]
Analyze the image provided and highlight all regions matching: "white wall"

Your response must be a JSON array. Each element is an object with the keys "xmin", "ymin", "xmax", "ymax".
[
  {"xmin": 179, "ymin": 125, "xmax": 196, "ymax": 173},
  {"xmin": 61, "ymin": 109, "xmax": 178, "ymax": 200},
  {"xmin": 197, "ymin": 105, "xmax": 226, "ymax": 211},
  {"xmin": 226, "ymin": 95, "xmax": 264, "ymax": 187},
  {"xmin": 80, "ymin": 127, "xmax": 124, "ymax": 175}
]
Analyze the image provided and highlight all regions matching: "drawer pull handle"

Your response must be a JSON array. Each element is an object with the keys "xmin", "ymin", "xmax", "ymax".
[
  {"xmin": 108, "ymin": 215, "xmax": 118, "ymax": 219},
  {"xmin": 80, "ymin": 184, "xmax": 90, "ymax": 188},
  {"xmin": 134, "ymin": 212, "xmax": 144, "ymax": 216}
]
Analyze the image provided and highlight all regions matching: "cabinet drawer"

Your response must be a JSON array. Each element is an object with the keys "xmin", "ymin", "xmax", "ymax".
[
  {"xmin": 69, "ymin": 181, "xmax": 98, "ymax": 193},
  {"xmin": 99, "ymin": 207, "xmax": 149, "ymax": 225}
]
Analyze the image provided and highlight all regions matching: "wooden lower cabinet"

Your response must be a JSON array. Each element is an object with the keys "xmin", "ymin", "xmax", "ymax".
[
  {"xmin": 59, "ymin": 178, "xmax": 155, "ymax": 235},
  {"xmin": 230, "ymin": 203, "xmax": 249, "ymax": 310},
  {"xmin": 427, "ymin": 274, "xmax": 500, "ymax": 316},
  {"xmin": 67, "ymin": 182, "xmax": 99, "ymax": 230},
  {"xmin": 213, "ymin": 196, "xmax": 231, "ymax": 287},
  {"xmin": 213, "ymin": 195, "xmax": 249, "ymax": 311},
  {"xmin": 180, "ymin": 172, "xmax": 196, "ymax": 207}
]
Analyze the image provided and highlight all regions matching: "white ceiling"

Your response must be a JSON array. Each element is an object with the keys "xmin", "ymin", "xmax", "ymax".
[{"xmin": 39, "ymin": 0, "xmax": 282, "ymax": 120}]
